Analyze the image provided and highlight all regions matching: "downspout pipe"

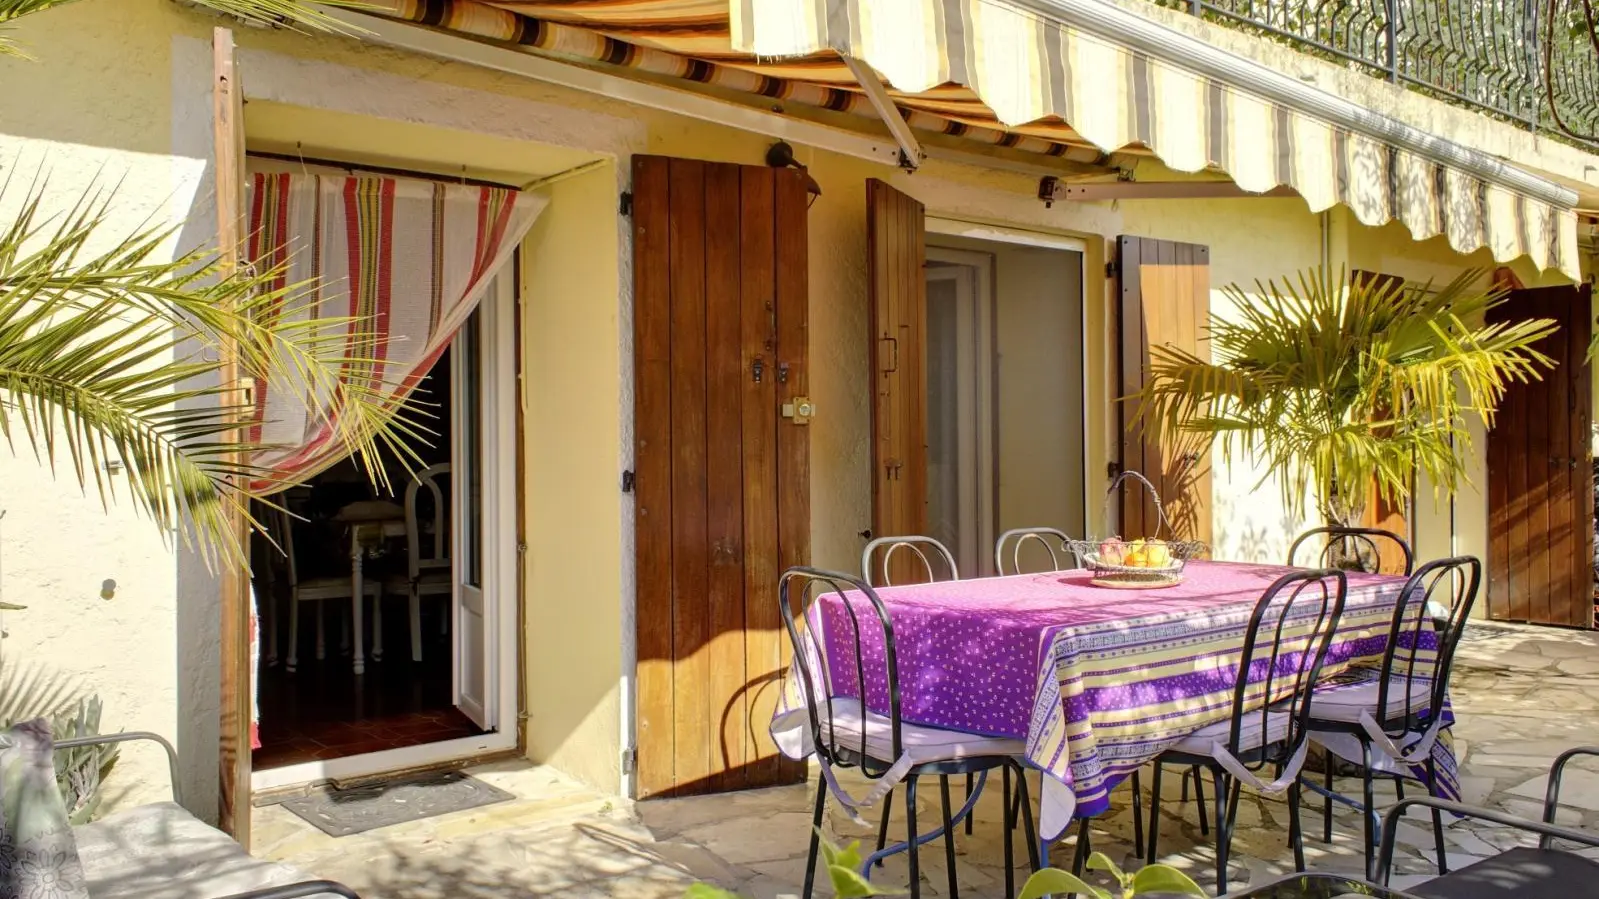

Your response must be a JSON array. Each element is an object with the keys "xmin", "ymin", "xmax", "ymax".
[{"xmin": 1011, "ymin": 0, "xmax": 1579, "ymax": 209}]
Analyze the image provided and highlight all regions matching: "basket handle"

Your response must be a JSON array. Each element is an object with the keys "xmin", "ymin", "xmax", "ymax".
[{"xmin": 1105, "ymin": 469, "xmax": 1170, "ymax": 540}]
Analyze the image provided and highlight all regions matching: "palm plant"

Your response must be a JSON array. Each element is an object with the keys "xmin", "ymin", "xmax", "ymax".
[
  {"xmin": 0, "ymin": 0, "xmax": 417, "ymax": 567},
  {"xmin": 1133, "ymin": 267, "xmax": 1558, "ymax": 525}
]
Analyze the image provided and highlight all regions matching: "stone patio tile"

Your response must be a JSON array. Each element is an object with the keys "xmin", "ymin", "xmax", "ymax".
[{"xmin": 1507, "ymin": 767, "xmax": 1599, "ymax": 810}]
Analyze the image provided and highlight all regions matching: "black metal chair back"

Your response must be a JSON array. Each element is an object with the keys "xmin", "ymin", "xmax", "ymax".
[
  {"xmin": 861, "ymin": 535, "xmax": 959, "ymax": 587},
  {"xmin": 994, "ymin": 527, "xmax": 1078, "ymax": 576},
  {"xmin": 1224, "ymin": 568, "xmax": 1347, "ymax": 770},
  {"xmin": 1373, "ymin": 555, "xmax": 1480, "ymax": 734},
  {"xmin": 779, "ymin": 566, "xmax": 903, "ymax": 778},
  {"xmin": 1288, "ymin": 526, "xmax": 1414, "ymax": 576}
]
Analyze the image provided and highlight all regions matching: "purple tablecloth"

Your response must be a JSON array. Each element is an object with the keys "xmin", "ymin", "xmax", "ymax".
[{"xmin": 790, "ymin": 560, "xmax": 1456, "ymax": 842}]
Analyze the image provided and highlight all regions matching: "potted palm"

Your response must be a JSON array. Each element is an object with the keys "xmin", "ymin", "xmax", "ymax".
[{"xmin": 1131, "ymin": 267, "xmax": 1557, "ymax": 539}]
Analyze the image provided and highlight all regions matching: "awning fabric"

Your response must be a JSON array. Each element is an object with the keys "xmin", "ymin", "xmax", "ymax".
[{"xmin": 373, "ymin": 0, "xmax": 1582, "ymax": 279}]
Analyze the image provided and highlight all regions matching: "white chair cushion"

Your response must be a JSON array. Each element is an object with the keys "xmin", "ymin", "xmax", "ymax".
[
  {"xmin": 1307, "ymin": 669, "xmax": 1433, "ymax": 724},
  {"xmin": 74, "ymin": 802, "xmax": 322, "ymax": 899},
  {"xmin": 814, "ymin": 698, "xmax": 1025, "ymax": 767},
  {"xmin": 1171, "ymin": 710, "xmax": 1293, "ymax": 756}
]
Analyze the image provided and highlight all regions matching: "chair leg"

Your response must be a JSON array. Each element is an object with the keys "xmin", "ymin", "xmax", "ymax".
[
  {"xmin": 803, "ymin": 777, "xmax": 826, "ymax": 899},
  {"xmin": 1147, "ymin": 762, "xmax": 1164, "ymax": 864},
  {"xmin": 940, "ymin": 776, "xmax": 960, "ymax": 899},
  {"xmin": 1015, "ymin": 765, "xmax": 1040, "ymax": 872},
  {"xmin": 1289, "ymin": 778, "xmax": 1306, "ymax": 871},
  {"xmin": 1323, "ymin": 750, "xmax": 1336, "ymax": 843},
  {"xmin": 316, "ymin": 601, "xmax": 327, "ymax": 660},
  {"xmin": 409, "ymin": 590, "xmax": 423, "ymax": 662},
  {"xmin": 1193, "ymin": 766, "xmax": 1209, "ymax": 836},
  {"xmin": 1212, "ymin": 768, "xmax": 1232, "ymax": 895},
  {"xmin": 906, "ymin": 775, "xmax": 922, "ymax": 899},
  {"xmin": 1002, "ymin": 766, "xmax": 1015, "ymax": 899},
  {"xmin": 1361, "ymin": 739, "xmax": 1377, "ymax": 883},
  {"xmin": 964, "ymin": 773, "xmax": 975, "ymax": 835},
  {"xmin": 1427, "ymin": 757, "xmax": 1448, "ymax": 875},
  {"xmin": 287, "ymin": 598, "xmax": 301, "ymax": 673},
  {"xmin": 1395, "ymin": 774, "xmax": 1407, "ymax": 801},
  {"xmin": 874, "ymin": 790, "xmax": 895, "ymax": 868},
  {"xmin": 1129, "ymin": 769, "xmax": 1145, "ymax": 861},
  {"xmin": 372, "ymin": 592, "xmax": 384, "ymax": 661},
  {"xmin": 1071, "ymin": 817, "xmax": 1090, "ymax": 877}
]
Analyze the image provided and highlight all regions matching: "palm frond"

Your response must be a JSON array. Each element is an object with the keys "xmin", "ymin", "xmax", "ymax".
[
  {"xmin": 1132, "ymin": 265, "xmax": 1557, "ymax": 522},
  {"xmin": 0, "ymin": 0, "xmax": 369, "ymax": 57}
]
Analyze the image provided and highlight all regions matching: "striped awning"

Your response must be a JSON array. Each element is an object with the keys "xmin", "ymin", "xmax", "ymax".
[{"xmin": 371, "ymin": 0, "xmax": 1582, "ymax": 279}]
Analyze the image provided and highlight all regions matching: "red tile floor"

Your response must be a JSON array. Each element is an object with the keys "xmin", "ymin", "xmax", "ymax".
[{"xmin": 253, "ymin": 608, "xmax": 483, "ymax": 770}]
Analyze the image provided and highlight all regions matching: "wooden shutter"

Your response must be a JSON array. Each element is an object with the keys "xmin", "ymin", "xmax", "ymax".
[
  {"xmin": 1352, "ymin": 270, "xmax": 1415, "ymax": 574},
  {"xmin": 213, "ymin": 26, "xmax": 252, "ymax": 844},
  {"xmin": 1487, "ymin": 284, "xmax": 1594, "ymax": 628},
  {"xmin": 1116, "ymin": 236, "xmax": 1212, "ymax": 545},
  {"xmin": 867, "ymin": 180, "xmax": 928, "ymax": 558},
  {"xmin": 632, "ymin": 156, "xmax": 810, "ymax": 798}
]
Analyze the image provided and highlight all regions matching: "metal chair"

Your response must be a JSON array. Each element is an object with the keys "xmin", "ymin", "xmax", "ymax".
[
  {"xmin": 382, "ymin": 463, "xmax": 452, "ymax": 661},
  {"xmin": 780, "ymin": 567, "xmax": 1039, "ymax": 899},
  {"xmin": 993, "ymin": 527, "xmax": 1079, "ymax": 576},
  {"xmin": 1146, "ymin": 568, "xmax": 1348, "ymax": 895},
  {"xmin": 862, "ymin": 535, "xmax": 960, "ymax": 587},
  {"xmin": 1373, "ymin": 750, "xmax": 1599, "ymax": 897},
  {"xmin": 1288, "ymin": 526, "xmax": 1414, "ymax": 576},
  {"xmin": 1306, "ymin": 555, "xmax": 1481, "ymax": 880},
  {"xmin": 993, "ymin": 527, "xmax": 1148, "ymax": 861}
]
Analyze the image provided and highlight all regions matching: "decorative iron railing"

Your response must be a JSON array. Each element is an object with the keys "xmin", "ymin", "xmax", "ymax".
[{"xmin": 1141, "ymin": 0, "xmax": 1599, "ymax": 145}]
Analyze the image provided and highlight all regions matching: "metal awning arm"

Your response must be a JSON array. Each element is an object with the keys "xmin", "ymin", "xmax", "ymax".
[{"xmin": 842, "ymin": 56, "xmax": 924, "ymax": 171}]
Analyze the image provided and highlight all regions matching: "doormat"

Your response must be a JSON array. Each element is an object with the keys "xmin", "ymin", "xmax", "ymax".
[{"xmin": 278, "ymin": 771, "xmax": 515, "ymax": 837}]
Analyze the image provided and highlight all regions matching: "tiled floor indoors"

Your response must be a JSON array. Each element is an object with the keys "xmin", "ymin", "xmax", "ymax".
[{"xmin": 254, "ymin": 621, "xmax": 1599, "ymax": 898}]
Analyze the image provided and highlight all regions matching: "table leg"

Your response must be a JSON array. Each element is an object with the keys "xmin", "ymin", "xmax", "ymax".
[{"xmin": 351, "ymin": 546, "xmax": 366, "ymax": 676}]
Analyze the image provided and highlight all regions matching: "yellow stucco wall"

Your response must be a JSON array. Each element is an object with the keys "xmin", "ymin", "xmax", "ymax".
[{"xmin": 3, "ymin": 0, "xmax": 1596, "ymax": 822}]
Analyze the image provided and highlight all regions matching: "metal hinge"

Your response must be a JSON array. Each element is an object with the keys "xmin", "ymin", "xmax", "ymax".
[
  {"xmin": 619, "ymin": 191, "xmax": 633, "ymax": 216},
  {"xmin": 622, "ymin": 470, "xmax": 636, "ymax": 493},
  {"xmin": 622, "ymin": 746, "xmax": 637, "ymax": 774},
  {"xmin": 1106, "ymin": 260, "xmax": 1120, "ymax": 278}
]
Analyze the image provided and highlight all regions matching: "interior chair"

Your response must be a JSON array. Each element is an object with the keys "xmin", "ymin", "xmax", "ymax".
[
  {"xmin": 1288, "ymin": 526, "xmax": 1414, "ymax": 576},
  {"xmin": 992, "ymin": 526, "xmax": 1147, "ymax": 861},
  {"xmin": 1145, "ymin": 568, "xmax": 1348, "ymax": 895},
  {"xmin": 1373, "ymin": 748, "xmax": 1599, "ymax": 898},
  {"xmin": 1306, "ymin": 555, "xmax": 1481, "ymax": 880},
  {"xmin": 277, "ymin": 508, "xmax": 382, "ymax": 674},
  {"xmin": 780, "ymin": 566, "xmax": 1039, "ymax": 899},
  {"xmin": 383, "ymin": 463, "xmax": 452, "ymax": 662}
]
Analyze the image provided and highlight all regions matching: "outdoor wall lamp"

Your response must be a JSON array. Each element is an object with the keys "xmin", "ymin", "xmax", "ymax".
[{"xmin": 765, "ymin": 141, "xmax": 823, "ymax": 199}]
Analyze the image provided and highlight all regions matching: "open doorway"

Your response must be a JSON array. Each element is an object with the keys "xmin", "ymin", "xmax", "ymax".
[
  {"xmin": 925, "ymin": 228, "xmax": 1087, "ymax": 575},
  {"xmin": 249, "ymin": 271, "xmax": 521, "ymax": 786}
]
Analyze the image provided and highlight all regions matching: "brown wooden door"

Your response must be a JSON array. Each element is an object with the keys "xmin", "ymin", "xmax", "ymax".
[
  {"xmin": 1487, "ymin": 284, "xmax": 1594, "ymax": 629},
  {"xmin": 867, "ymin": 180, "xmax": 930, "ymax": 561},
  {"xmin": 1116, "ymin": 236, "xmax": 1213, "ymax": 545},
  {"xmin": 632, "ymin": 156, "xmax": 810, "ymax": 798},
  {"xmin": 1353, "ymin": 270, "xmax": 1415, "ymax": 574}
]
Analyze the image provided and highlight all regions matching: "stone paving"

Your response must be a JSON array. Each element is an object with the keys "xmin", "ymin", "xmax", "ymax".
[{"xmin": 255, "ymin": 621, "xmax": 1599, "ymax": 898}]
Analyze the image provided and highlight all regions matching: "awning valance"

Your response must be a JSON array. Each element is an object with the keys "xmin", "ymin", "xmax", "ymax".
[
  {"xmin": 368, "ymin": 0, "xmax": 1581, "ymax": 279},
  {"xmin": 732, "ymin": 0, "xmax": 1582, "ymax": 279}
]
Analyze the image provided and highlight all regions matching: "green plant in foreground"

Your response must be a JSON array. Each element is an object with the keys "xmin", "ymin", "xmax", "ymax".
[{"xmin": 685, "ymin": 837, "xmax": 1209, "ymax": 899}]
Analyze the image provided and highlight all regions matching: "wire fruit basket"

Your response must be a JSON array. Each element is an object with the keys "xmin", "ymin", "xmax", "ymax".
[{"xmin": 1068, "ymin": 471, "xmax": 1208, "ymax": 589}]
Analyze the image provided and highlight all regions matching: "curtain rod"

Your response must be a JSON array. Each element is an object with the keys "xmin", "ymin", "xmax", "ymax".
[
  {"xmin": 520, "ymin": 158, "xmax": 609, "ymax": 192},
  {"xmin": 246, "ymin": 150, "xmax": 520, "ymax": 190}
]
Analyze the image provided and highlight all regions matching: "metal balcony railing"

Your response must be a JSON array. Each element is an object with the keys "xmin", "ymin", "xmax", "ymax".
[{"xmin": 1142, "ymin": 0, "xmax": 1599, "ymax": 146}]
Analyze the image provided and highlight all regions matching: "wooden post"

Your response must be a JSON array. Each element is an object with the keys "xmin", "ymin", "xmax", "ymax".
[{"xmin": 212, "ymin": 25, "xmax": 253, "ymax": 847}]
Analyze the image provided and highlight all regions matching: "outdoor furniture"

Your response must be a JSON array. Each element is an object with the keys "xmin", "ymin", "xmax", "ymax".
[
  {"xmin": 276, "ymin": 508, "xmax": 383, "ymax": 674},
  {"xmin": 774, "ymin": 567, "xmax": 1039, "ymax": 899},
  {"xmin": 1373, "ymin": 748, "xmax": 1599, "ymax": 898},
  {"xmin": 861, "ymin": 535, "xmax": 960, "ymax": 587},
  {"xmin": 1305, "ymin": 556, "xmax": 1480, "ymax": 880},
  {"xmin": 993, "ymin": 528, "xmax": 1077, "ymax": 576},
  {"xmin": 382, "ymin": 463, "xmax": 452, "ymax": 662},
  {"xmin": 769, "ymin": 559, "xmax": 1444, "ymax": 877},
  {"xmin": 1145, "ymin": 568, "xmax": 1348, "ymax": 895},
  {"xmin": 58, "ymin": 732, "xmax": 361, "ymax": 899},
  {"xmin": 1288, "ymin": 526, "xmax": 1415, "ymax": 576}
]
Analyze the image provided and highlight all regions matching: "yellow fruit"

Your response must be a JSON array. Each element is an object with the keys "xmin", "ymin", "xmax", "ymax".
[
  {"xmin": 1125, "ymin": 550, "xmax": 1146, "ymax": 568},
  {"xmin": 1144, "ymin": 542, "xmax": 1171, "ymax": 567}
]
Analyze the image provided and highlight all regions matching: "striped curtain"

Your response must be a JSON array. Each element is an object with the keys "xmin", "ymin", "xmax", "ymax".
[{"xmin": 244, "ymin": 173, "xmax": 547, "ymax": 492}]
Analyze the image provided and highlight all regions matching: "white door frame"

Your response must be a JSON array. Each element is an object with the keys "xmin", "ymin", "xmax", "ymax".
[{"xmin": 250, "ymin": 275, "xmax": 522, "ymax": 793}]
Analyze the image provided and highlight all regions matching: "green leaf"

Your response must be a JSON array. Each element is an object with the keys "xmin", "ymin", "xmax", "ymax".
[
  {"xmin": 682, "ymin": 885, "xmax": 744, "ymax": 899},
  {"xmin": 1130, "ymin": 865, "xmax": 1209, "ymax": 897},
  {"xmin": 829, "ymin": 864, "xmax": 891, "ymax": 898},
  {"xmin": 1018, "ymin": 869, "xmax": 1111, "ymax": 899}
]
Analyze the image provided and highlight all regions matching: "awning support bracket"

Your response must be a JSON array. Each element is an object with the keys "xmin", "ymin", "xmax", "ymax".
[
  {"xmin": 842, "ymin": 56, "xmax": 924, "ymax": 172},
  {"xmin": 1038, "ymin": 176, "xmax": 1298, "ymax": 205}
]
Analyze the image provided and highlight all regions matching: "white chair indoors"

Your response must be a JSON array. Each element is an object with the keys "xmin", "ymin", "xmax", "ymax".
[
  {"xmin": 383, "ymin": 463, "xmax": 453, "ymax": 662},
  {"xmin": 278, "ymin": 508, "xmax": 382, "ymax": 674}
]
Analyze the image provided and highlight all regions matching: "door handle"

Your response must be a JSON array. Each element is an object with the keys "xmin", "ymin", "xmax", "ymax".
[{"xmin": 879, "ymin": 337, "xmax": 898, "ymax": 374}]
